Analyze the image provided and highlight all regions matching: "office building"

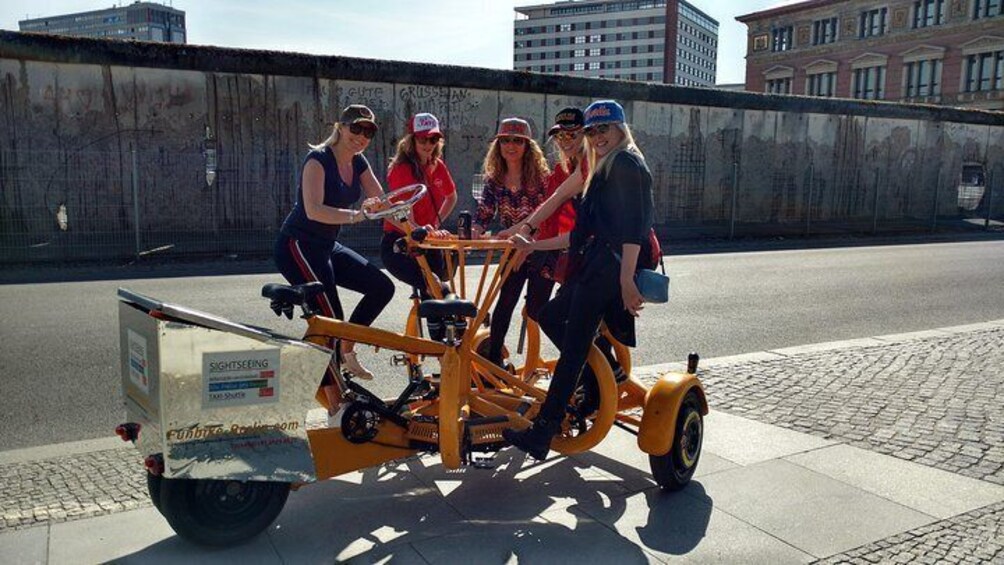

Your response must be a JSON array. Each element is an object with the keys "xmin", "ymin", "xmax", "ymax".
[
  {"xmin": 19, "ymin": 2, "xmax": 186, "ymax": 44},
  {"xmin": 514, "ymin": 0, "xmax": 719, "ymax": 86},
  {"xmin": 737, "ymin": 0, "xmax": 1004, "ymax": 109}
]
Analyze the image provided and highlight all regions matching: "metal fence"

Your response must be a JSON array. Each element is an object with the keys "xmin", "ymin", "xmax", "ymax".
[{"xmin": 0, "ymin": 148, "xmax": 999, "ymax": 266}]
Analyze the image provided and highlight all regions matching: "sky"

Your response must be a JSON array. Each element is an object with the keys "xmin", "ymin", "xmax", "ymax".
[{"xmin": 1, "ymin": 0, "xmax": 803, "ymax": 85}]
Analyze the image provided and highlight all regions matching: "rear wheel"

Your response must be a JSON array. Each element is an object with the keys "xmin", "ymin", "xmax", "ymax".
[
  {"xmin": 146, "ymin": 472, "xmax": 162, "ymax": 513},
  {"xmin": 650, "ymin": 390, "xmax": 703, "ymax": 490},
  {"xmin": 159, "ymin": 477, "xmax": 290, "ymax": 546}
]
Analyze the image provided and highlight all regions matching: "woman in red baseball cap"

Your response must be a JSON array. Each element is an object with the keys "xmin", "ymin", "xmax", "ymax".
[
  {"xmin": 473, "ymin": 117, "xmax": 550, "ymax": 368},
  {"xmin": 275, "ymin": 104, "xmax": 395, "ymax": 381},
  {"xmin": 379, "ymin": 112, "xmax": 457, "ymax": 298}
]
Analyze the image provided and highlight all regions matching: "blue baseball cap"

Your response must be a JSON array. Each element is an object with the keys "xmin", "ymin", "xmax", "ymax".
[{"xmin": 583, "ymin": 100, "xmax": 625, "ymax": 129}]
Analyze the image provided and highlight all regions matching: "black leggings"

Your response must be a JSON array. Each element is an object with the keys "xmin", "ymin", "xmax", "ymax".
[
  {"xmin": 274, "ymin": 234, "xmax": 394, "ymax": 332},
  {"xmin": 487, "ymin": 257, "xmax": 555, "ymax": 365},
  {"xmin": 537, "ymin": 257, "xmax": 621, "ymax": 422},
  {"xmin": 379, "ymin": 232, "xmax": 450, "ymax": 299}
]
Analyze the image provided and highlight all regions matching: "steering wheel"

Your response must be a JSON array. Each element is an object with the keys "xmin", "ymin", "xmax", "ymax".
[{"xmin": 363, "ymin": 184, "xmax": 427, "ymax": 220}]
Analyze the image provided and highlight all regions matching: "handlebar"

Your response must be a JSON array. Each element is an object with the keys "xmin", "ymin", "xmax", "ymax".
[{"xmin": 363, "ymin": 183, "xmax": 428, "ymax": 220}]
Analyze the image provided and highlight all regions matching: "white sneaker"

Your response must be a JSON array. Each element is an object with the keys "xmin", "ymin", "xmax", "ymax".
[{"xmin": 341, "ymin": 351, "xmax": 374, "ymax": 380}]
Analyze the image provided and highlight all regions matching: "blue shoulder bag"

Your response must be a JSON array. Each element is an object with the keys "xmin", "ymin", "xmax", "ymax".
[{"xmin": 611, "ymin": 248, "xmax": 670, "ymax": 304}]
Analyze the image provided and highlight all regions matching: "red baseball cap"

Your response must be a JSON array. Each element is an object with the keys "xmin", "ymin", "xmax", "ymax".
[
  {"xmin": 408, "ymin": 113, "xmax": 442, "ymax": 138},
  {"xmin": 496, "ymin": 117, "xmax": 533, "ymax": 140}
]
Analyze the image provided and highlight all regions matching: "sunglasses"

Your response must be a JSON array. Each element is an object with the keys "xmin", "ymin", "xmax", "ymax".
[
  {"xmin": 584, "ymin": 124, "xmax": 613, "ymax": 137},
  {"xmin": 554, "ymin": 130, "xmax": 581, "ymax": 141},
  {"xmin": 348, "ymin": 123, "xmax": 377, "ymax": 139},
  {"xmin": 415, "ymin": 135, "xmax": 442, "ymax": 145},
  {"xmin": 499, "ymin": 136, "xmax": 527, "ymax": 145}
]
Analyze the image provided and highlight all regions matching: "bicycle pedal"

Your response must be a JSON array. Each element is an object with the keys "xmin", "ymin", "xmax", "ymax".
[
  {"xmin": 471, "ymin": 455, "xmax": 497, "ymax": 469},
  {"xmin": 390, "ymin": 354, "xmax": 408, "ymax": 366}
]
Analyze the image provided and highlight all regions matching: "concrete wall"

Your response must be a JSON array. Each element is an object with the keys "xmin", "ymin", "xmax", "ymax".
[{"xmin": 1, "ymin": 31, "xmax": 1002, "ymax": 263}]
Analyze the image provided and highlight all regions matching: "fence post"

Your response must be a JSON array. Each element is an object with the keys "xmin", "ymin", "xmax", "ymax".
[
  {"xmin": 132, "ymin": 147, "xmax": 141, "ymax": 258},
  {"xmin": 805, "ymin": 162, "xmax": 814, "ymax": 236},
  {"xmin": 985, "ymin": 167, "xmax": 996, "ymax": 231},
  {"xmin": 872, "ymin": 169, "xmax": 880, "ymax": 234},
  {"xmin": 931, "ymin": 163, "xmax": 941, "ymax": 232},
  {"xmin": 729, "ymin": 160, "xmax": 738, "ymax": 240}
]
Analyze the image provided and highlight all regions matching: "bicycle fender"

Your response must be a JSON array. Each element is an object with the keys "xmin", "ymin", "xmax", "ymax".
[{"xmin": 637, "ymin": 372, "xmax": 708, "ymax": 456}]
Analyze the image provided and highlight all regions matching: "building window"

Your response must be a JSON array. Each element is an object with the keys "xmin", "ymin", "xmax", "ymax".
[
  {"xmin": 973, "ymin": 0, "xmax": 1004, "ymax": 18},
  {"xmin": 913, "ymin": 0, "xmax": 945, "ymax": 27},
  {"xmin": 771, "ymin": 26, "xmax": 793, "ymax": 52},
  {"xmin": 589, "ymin": 62, "xmax": 600, "ymax": 70},
  {"xmin": 560, "ymin": 23, "xmax": 572, "ymax": 32},
  {"xmin": 904, "ymin": 59, "xmax": 942, "ymax": 97},
  {"xmin": 859, "ymin": 8, "xmax": 888, "ymax": 38},
  {"xmin": 574, "ymin": 62, "xmax": 586, "ymax": 71},
  {"xmin": 766, "ymin": 78, "xmax": 792, "ymax": 94},
  {"xmin": 807, "ymin": 72, "xmax": 836, "ymax": 96},
  {"xmin": 812, "ymin": 17, "xmax": 838, "ymax": 45},
  {"xmin": 589, "ymin": 48, "xmax": 600, "ymax": 56},
  {"xmin": 590, "ymin": 34, "xmax": 601, "ymax": 43},
  {"xmin": 964, "ymin": 50, "xmax": 1004, "ymax": 92},
  {"xmin": 574, "ymin": 49, "xmax": 585, "ymax": 57},
  {"xmin": 853, "ymin": 66, "xmax": 886, "ymax": 99}
]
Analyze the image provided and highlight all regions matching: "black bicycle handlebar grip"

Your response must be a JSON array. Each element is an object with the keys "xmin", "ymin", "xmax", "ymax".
[{"xmin": 411, "ymin": 227, "xmax": 428, "ymax": 243}]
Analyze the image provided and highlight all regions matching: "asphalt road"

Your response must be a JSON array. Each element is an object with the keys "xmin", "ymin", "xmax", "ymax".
[{"xmin": 2, "ymin": 240, "xmax": 1003, "ymax": 451}]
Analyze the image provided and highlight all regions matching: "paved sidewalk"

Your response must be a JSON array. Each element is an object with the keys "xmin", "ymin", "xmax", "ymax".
[{"xmin": 1, "ymin": 321, "xmax": 1002, "ymax": 563}]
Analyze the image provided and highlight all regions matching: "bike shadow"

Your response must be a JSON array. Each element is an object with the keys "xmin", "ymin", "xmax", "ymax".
[
  {"xmin": 267, "ymin": 446, "xmax": 714, "ymax": 563},
  {"xmin": 116, "ymin": 447, "xmax": 713, "ymax": 563}
]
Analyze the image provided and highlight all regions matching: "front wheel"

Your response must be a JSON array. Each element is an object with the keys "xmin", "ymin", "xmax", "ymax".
[
  {"xmin": 649, "ymin": 390, "xmax": 703, "ymax": 490},
  {"xmin": 159, "ymin": 477, "xmax": 290, "ymax": 546}
]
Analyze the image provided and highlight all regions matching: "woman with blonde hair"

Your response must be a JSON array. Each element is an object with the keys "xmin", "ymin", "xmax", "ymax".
[
  {"xmin": 472, "ymin": 117, "xmax": 550, "ymax": 367},
  {"xmin": 504, "ymin": 100, "xmax": 656, "ymax": 459},
  {"xmin": 274, "ymin": 104, "xmax": 395, "ymax": 381},
  {"xmin": 380, "ymin": 112, "xmax": 457, "ymax": 298}
]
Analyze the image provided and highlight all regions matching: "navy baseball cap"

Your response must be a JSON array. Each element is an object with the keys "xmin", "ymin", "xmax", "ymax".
[
  {"xmin": 547, "ymin": 107, "xmax": 585, "ymax": 136},
  {"xmin": 583, "ymin": 100, "xmax": 625, "ymax": 129}
]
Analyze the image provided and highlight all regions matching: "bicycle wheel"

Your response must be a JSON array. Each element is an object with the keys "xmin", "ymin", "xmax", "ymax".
[{"xmin": 548, "ymin": 344, "xmax": 618, "ymax": 455}]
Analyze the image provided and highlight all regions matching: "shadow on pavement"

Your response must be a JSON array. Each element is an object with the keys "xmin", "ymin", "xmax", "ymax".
[{"xmin": 117, "ymin": 449, "xmax": 713, "ymax": 563}]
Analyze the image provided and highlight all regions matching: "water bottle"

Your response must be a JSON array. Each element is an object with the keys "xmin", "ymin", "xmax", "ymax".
[{"xmin": 457, "ymin": 211, "xmax": 472, "ymax": 240}]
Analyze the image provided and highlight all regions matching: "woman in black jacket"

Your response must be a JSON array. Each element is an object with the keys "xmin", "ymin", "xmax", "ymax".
[{"xmin": 504, "ymin": 100, "xmax": 654, "ymax": 459}]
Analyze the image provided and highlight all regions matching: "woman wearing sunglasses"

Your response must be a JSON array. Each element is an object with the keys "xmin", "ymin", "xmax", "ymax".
[
  {"xmin": 504, "ymin": 100, "xmax": 655, "ymax": 459},
  {"xmin": 380, "ymin": 113, "xmax": 457, "ymax": 298},
  {"xmin": 275, "ymin": 104, "xmax": 395, "ymax": 381},
  {"xmin": 510, "ymin": 107, "xmax": 587, "ymax": 286},
  {"xmin": 473, "ymin": 117, "xmax": 550, "ymax": 368}
]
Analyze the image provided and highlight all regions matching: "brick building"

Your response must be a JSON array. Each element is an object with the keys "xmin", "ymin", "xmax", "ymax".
[{"xmin": 737, "ymin": 0, "xmax": 1004, "ymax": 110}]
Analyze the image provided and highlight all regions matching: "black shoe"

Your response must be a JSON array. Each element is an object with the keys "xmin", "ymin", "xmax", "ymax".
[{"xmin": 502, "ymin": 418, "xmax": 559, "ymax": 460}]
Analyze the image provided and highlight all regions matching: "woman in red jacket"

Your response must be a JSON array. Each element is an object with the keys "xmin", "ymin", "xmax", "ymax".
[
  {"xmin": 511, "ymin": 107, "xmax": 587, "ymax": 292},
  {"xmin": 379, "ymin": 113, "xmax": 457, "ymax": 298}
]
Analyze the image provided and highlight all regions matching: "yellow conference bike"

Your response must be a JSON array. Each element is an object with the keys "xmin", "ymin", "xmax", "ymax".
[{"xmin": 115, "ymin": 183, "xmax": 707, "ymax": 547}]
